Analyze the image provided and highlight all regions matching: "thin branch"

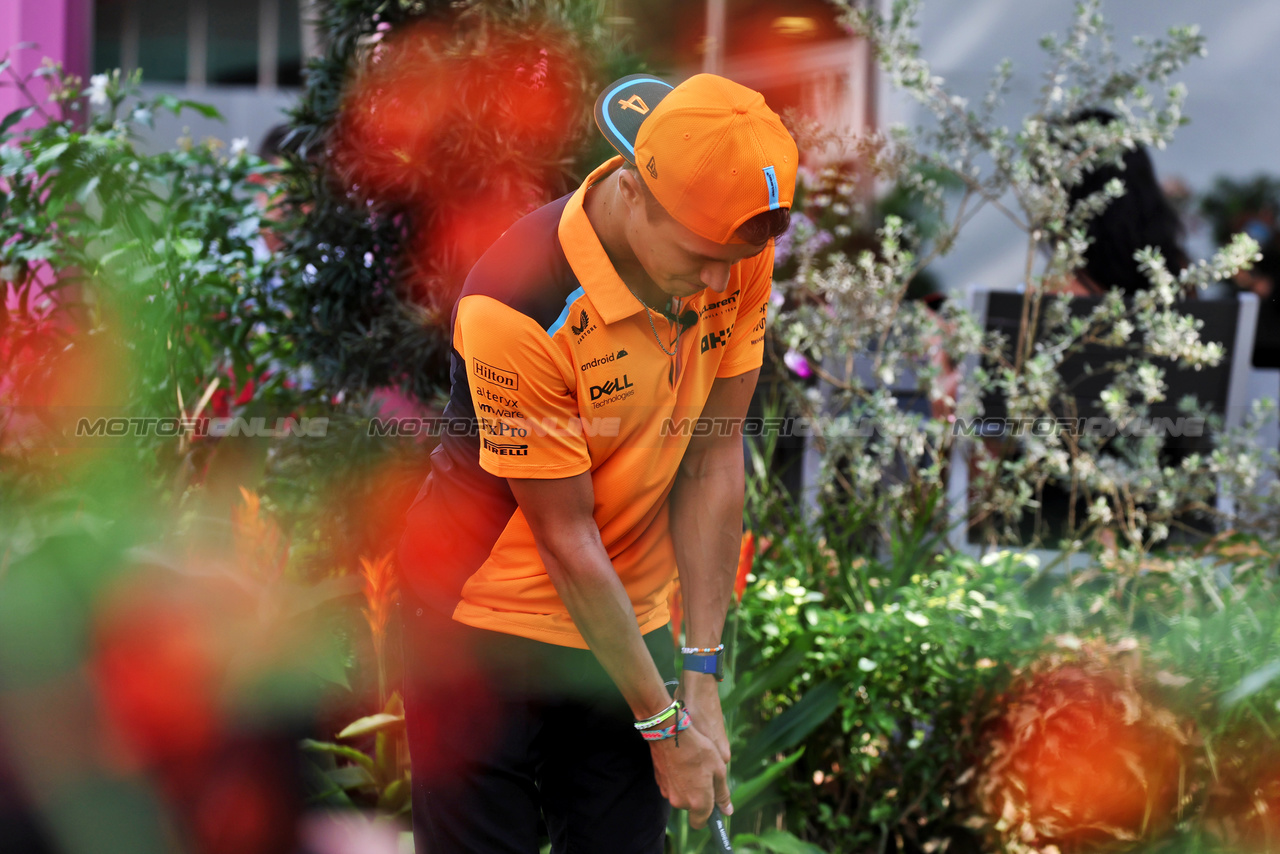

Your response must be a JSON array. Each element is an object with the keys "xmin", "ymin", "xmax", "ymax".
[{"xmin": 3, "ymin": 63, "xmax": 56, "ymax": 123}]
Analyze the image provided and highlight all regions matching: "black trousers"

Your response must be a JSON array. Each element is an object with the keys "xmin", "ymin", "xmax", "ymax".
[{"xmin": 402, "ymin": 606, "xmax": 676, "ymax": 854}]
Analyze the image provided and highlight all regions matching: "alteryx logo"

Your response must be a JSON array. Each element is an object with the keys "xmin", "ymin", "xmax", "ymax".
[{"xmin": 589, "ymin": 375, "xmax": 634, "ymax": 400}]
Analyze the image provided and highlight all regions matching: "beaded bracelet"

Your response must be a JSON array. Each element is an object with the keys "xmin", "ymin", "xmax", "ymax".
[
  {"xmin": 639, "ymin": 708, "xmax": 692, "ymax": 744},
  {"xmin": 633, "ymin": 698, "xmax": 682, "ymax": 732},
  {"xmin": 680, "ymin": 643, "xmax": 725, "ymax": 656}
]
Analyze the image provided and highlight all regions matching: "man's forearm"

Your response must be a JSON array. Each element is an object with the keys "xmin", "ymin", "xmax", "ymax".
[
  {"xmin": 669, "ymin": 443, "xmax": 745, "ymax": 649},
  {"xmin": 536, "ymin": 535, "xmax": 673, "ymax": 719}
]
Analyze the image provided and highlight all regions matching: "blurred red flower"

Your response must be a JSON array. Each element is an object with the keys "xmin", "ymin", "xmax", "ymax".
[{"xmin": 91, "ymin": 586, "xmax": 223, "ymax": 769}]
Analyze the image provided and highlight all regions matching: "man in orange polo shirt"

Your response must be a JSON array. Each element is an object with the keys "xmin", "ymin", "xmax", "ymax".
[{"xmin": 398, "ymin": 73, "xmax": 796, "ymax": 853}]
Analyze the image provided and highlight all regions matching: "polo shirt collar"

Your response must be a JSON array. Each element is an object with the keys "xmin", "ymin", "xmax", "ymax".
[{"xmin": 558, "ymin": 156, "xmax": 645, "ymax": 325}]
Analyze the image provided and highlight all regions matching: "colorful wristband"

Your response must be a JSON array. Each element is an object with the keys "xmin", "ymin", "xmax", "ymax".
[
  {"xmin": 634, "ymin": 698, "xmax": 681, "ymax": 732},
  {"xmin": 680, "ymin": 643, "xmax": 725, "ymax": 656},
  {"xmin": 639, "ymin": 709, "xmax": 692, "ymax": 743}
]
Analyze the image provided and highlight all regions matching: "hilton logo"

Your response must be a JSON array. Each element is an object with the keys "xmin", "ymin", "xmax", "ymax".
[{"xmin": 473, "ymin": 359, "xmax": 519, "ymax": 391}]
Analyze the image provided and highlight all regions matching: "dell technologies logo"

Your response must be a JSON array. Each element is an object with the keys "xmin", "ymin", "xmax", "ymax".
[{"xmin": 589, "ymin": 375, "xmax": 634, "ymax": 400}]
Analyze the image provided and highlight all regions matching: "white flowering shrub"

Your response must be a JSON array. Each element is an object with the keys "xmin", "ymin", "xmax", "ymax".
[{"xmin": 768, "ymin": 0, "xmax": 1276, "ymax": 563}]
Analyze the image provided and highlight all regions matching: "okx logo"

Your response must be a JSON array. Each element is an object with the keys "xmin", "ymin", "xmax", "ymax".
[
  {"xmin": 700, "ymin": 325, "xmax": 732, "ymax": 354},
  {"xmin": 590, "ymin": 375, "xmax": 634, "ymax": 400}
]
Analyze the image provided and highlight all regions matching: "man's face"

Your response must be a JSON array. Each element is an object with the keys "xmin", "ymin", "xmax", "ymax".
[{"xmin": 620, "ymin": 170, "xmax": 768, "ymax": 301}]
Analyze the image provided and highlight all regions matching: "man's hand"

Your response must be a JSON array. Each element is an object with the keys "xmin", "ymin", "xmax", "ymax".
[
  {"xmin": 678, "ymin": 673, "xmax": 730, "ymax": 764},
  {"xmin": 649, "ymin": 724, "xmax": 732, "ymax": 829}
]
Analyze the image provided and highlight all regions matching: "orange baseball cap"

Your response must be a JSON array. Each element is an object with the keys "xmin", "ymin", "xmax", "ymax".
[{"xmin": 594, "ymin": 73, "xmax": 798, "ymax": 244}]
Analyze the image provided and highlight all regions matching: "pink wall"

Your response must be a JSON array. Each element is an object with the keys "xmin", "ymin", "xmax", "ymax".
[{"xmin": 0, "ymin": 0, "xmax": 91, "ymax": 123}]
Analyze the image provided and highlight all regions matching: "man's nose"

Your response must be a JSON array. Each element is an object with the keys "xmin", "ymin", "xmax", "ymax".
[{"xmin": 700, "ymin": 261, "xmax": 731, "ymax": 293}]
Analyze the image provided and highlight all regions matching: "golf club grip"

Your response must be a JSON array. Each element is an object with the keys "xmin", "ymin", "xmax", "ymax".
[{"xmin": 708, "ymin": 806, "xmax": 733, "ymax": 853}]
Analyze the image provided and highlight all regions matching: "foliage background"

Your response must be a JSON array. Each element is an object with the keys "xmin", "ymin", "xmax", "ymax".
[{"xmin": 5, "ymin": 1, "xmax": 1280, "ymax": 853}]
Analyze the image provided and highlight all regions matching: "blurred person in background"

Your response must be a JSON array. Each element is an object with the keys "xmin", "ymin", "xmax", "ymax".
[
  {"xmin": 1200, "ymin": 175, "xmax": 1280, "ymax": 368},
  {"xmin": 397, "ymin": 73, "xmax": 797, "ymax": 853},
  {"xmin": 1056, "ymin": 108, "xmax": 1191, "ymax": 297}
]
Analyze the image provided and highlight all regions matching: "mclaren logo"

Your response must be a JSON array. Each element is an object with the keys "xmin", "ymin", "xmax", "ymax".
[
  {"xmin": 701, "ymin": 293, "xmax": 738, "ymax": 316},
  {"xmin": 590, "ymin": 375, "xmax": 634, "ymax": 400}
]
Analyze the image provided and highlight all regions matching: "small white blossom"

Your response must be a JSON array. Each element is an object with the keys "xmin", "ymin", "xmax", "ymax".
[
  {"xmin": 87, "ymin": 73, "xmax": 109, "ymax": 106},
  {"xmin": 230, "ymin": 137, "xmax": 250, "ymax": 158},
  {"xmin": 1087, "ymin": 497, "xmax": 1113, "ymax": 525}
]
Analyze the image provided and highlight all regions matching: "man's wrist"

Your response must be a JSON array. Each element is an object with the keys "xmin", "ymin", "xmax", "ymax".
[
  {"xmin": 632, "ymin": 687, "xmax": 675, "ymax": 720},
  {"xmin": 680, "ymin": 644, "xmax": 725, "ymax": 681}
]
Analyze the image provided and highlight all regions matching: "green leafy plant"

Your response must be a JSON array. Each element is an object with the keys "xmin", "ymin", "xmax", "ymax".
[
  {"xmin": 769, "ymin": 0, "xmax": 1271, "ymax": 570},
  {"xmin": 0, "ymin": 61, "xmax": 320, "ymax": 497}
]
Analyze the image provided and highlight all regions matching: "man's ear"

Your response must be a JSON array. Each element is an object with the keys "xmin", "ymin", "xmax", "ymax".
[{"xmin": 616, "ymin": 168, "xmax": 645, "ymax": 214}]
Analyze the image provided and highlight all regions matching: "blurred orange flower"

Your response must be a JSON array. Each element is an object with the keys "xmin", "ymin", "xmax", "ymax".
[
  {"xmin": 232, "ymin": 487, "xmax": 288, "ymax": 584},
  {"xmin": 735, "ymin": 531, "xmax": 755, "ymax": 602},
  {"xmin": 361, "ymin": 552, "xmax": 398, "ymax": 705},
  {"xmin": 975, "ymin": 653, "xmax": 1193, "ymax": 851},
  {"xmin": 361, "ymin": 552, "xmax": 398, "ymax": 647}
]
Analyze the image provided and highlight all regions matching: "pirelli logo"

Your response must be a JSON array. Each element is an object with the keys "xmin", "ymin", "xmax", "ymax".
[
  {"xmin": 483, "ymin": 438, "xmax": 528, "ymax": 456},
  {"xmin": 473, "ymin": 359, "xmax": 519, "ymax": 391}
]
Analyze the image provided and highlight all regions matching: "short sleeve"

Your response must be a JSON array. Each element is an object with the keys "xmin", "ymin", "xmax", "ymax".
[
  {"xmin": 715, "ymin": 243, "xmax": 774, "ymax": 378},
  {"xmin": 454, "ymin": 295, "xmax": 591, "ymax": 478}
]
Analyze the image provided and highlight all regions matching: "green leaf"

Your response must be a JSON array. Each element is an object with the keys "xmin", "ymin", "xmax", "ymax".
[
  {"xmin": 301, "ymin": 758, "xmax": 356, "ymax": 807},
  {"xmin": 74, "ymin": 174, "xmax": 100, "ymax": 205},
  {"xmin": 730, "ymin": 748, "xmax": 803, "ymax": 811},
  {"xmin": 375, "ymin": 730, "xmax": 396, "ymax": 785},
  {"xmin": 33, "ymin": 142, "xmax": 70, "ymax": 169},
  {"xmin": 337, "ymin": 712, "xmax": 405, "ymax": 739},
  {"xmin": 377, "ymin": 778, "xmax": 410, "ymax": 814},
  {"xmin": 178, "ymin": 100, "xmax": 223, "ymax": 120},
  {"xmin": 298, "ymin": 739, "xmax": 376, "ymax": 776},
  {"xmin": 326, "ymin": 764, "xmax": 376, "ymax": 790},
  {"xmin": 0, "ymin": 107, "xmax": 33, "ymax": 137},
  {"xmin": 725, "ymin": 635, "xmax": 815, "ymax": 709},
  {"xmin": 15, "ymin": 243, "xmax": 56, "ymax": 263},
  {"xmin": 733, "ymin": 829, "xmax": 827, "ymax": 854},
  {"xmin": 1223, "ymin": 660, "xmax": 1280, "ymax": 708},
  {"xmin": 736, "ymin": 681, "xmax": 841, "ymax": 768},
  {"xmin": 174, "ymin": 237, "xmax": 202, "ymax": 259}
]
